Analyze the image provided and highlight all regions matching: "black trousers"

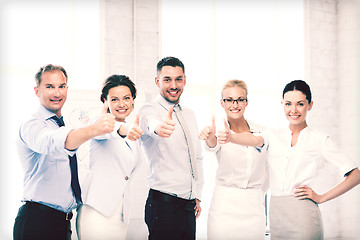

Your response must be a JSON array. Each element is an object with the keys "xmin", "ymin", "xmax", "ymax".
[
  {"xmin": 145, "ymin": 189, "xmax": 196, "ymax": 240},
  {"xmin": 13, "ymin": 202, "xmax": 72, "ymax": 240}
]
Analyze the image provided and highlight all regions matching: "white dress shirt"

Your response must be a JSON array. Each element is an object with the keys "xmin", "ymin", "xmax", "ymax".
[
  {"xmin": 81, "ymin": 121, "xmax": 142, "ymax": 222},
  {"xmin": 17, "ymin": 105, "xmax": 77, "ymax": 213},
  {"xmin": 206, "ymin": 121, "xmax": 268, "ymax": 190},
  {"xmin": 139, "ymin": 95, "xmax": 204, "ymax": 200},
  {"xmin": 264, "ymin": 126, "xmax": 358, "ymax": 196}
]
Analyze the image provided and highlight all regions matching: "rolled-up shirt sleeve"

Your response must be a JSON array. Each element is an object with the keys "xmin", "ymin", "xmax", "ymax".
[
  {"xmin": 322, "ymin": 135, "xmax": 359, "ymax": 177},
  {"xmin": 19, "ymin": 118, "xmax": 72, "ymax": 155}
]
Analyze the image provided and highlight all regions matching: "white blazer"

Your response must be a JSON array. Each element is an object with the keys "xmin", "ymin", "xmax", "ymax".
[{"xmin": 81, "ymin": 126, "xmax": 142, "ymax": 223}]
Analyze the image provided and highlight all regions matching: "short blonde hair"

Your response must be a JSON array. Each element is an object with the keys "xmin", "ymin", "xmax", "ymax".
[{"xmin": 221, "ymin": 79, "xmax": 248, "ymax": 98}]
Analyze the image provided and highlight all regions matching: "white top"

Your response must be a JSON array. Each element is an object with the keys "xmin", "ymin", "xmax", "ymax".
[
  {"xmin": 81, "ymin": 121, "xmax": 142, "ymax": 222},
  {"xmin": 264, "ymin": 126, "xmax": 358, "ymax": 196},
  {"xmin": 139, "ymin": 95, "xmax": 204, "ymax": 200},
  {"xmin": 206, "ymin": 121, "xmax": 268, "ymax": 191},
  {"xmin": 17, "ymin": 105, "xmax": 77, "ymax": 212}
]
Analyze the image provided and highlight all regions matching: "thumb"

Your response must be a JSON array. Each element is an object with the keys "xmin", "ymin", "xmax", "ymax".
[
  {"xmin": 167, "ymin": 106, "xmax": 174, "ymax": 120},
  {"xmin": 134, "ymin": 114, "xmax": 140, "ymax": 126},
  {"xmin": 223, "ymin": 119, "xmax": 229, "ymax": 130},
  {"xmin": 102, "ymin": 101, "xmax": 109, "ymax": 114},
  {"xmin": 211, "ymin": 115, "xmax": 216, "ymax": 130}
]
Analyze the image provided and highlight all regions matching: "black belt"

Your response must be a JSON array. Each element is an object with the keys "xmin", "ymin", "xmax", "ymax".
[
  {"xmin": 25, "ymin": 201, "xmax": 73, "ymax": 220},
  {"xmin": 148, "ymin": 189, "xmax": 195, "ymax": 205}
]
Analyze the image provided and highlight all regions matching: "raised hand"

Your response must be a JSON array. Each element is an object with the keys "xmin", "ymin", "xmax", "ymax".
[
  {"xmin": 127, "ymin": 114, "xmax": 143, "ymax": 141},
  {"xmin": 199, "ymin": 116, "xmax": 216, "ymax": 140},
  {"xmin": 199, "ymin": 116, "xmax": 217, "ymax": 148},
  {"xmin": 93, "ymin": 101, "xmax": 116, "ymax": 135},
  {"xmin": 155, "ymin": 106, "xmax": 176, "ymax": 138},
  {"xmin": 217, "ymin": 119, "xmax": 231, "ymax": 144}
]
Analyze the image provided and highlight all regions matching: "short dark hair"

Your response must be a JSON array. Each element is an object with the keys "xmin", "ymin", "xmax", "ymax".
[
  {"xmin": 156, "ymin": 56, "xmax": 185, "ymax": 75},
  {"xmin": 100, "ymin": 74, "xmax": 137, "ymax": 103},
  {"xmin": 35, "ymin": 64, "xmax": 68, "ymax": 86},
  {"xmin": 283, "ymin": 80, "xmax": 312, "ymax": 103}
]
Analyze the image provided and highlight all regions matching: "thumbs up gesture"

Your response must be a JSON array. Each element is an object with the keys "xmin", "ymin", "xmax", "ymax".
[
  {"xmin": 93, "ymin": 101, "xmax": 116, "ymax": 135},
  {"xmin": 127, "ymin": 114, "xmax": 143, "ymax": 141},
  {"xmin": 199, "ymin": 116, "xmax": 217, "ymax": 147},
  {"xmin": 155, "ymin": 106, "xmax": 176, "ymax": 138},
  {"xmin": 217, "ymin": 119, "xmax": 231, "ymax": 144}
]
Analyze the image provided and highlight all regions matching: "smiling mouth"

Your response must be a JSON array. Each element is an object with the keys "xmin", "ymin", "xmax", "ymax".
[
  {"xmin": 289, "ymin": 115, "xmax": 300, "ymax": 119},
  {"xmin": 168, "ymin": 90, "xmax": 179, "ymax": 97},
  {"xmin": 116, "ymin": 109, "xmax": 127, "ymax": 113},
  {"xmin": 50, "ymin": 99, "xmax": 62, "ymax": 104},
  {"xmin": 230, "ymin": 109, "xmax": 241, "ymax": 113}
]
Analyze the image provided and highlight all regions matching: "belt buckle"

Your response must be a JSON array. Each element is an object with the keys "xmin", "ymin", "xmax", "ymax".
[{"xmin": 66, "ymin": 212, "xmax": 71, "ymax": 220}]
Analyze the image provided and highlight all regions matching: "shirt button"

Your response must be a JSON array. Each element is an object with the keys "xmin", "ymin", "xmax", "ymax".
[{"xmin": 124, "ymin": 176, "xmax": 129, "ymax": 181}]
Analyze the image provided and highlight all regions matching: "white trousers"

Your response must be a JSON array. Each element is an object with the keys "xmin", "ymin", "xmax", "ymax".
[
  {"xmin": 207, "ymin": 185, "xmax": 266, "ymax": 240},
  {"xmin": 76, "ymin": 204, "xmax": 128, "ymax": 240}
]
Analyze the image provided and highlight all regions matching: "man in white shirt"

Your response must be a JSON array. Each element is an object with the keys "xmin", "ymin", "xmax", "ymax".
[
  {"xmin": 13, "ymin": 64, "xmax": 115, "ymax": 240},
  {"xmin": 139, "ymin": 56, "xmax": 204, "ymax": 239}
]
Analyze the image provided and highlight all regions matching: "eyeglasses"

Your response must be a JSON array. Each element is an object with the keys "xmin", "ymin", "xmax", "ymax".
[{"xmin": 222, "ymin": 97, "xmax": 247, "ymax": 105}]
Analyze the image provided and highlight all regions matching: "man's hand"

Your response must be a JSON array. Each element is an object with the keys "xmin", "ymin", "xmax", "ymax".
[
  {"xmin": 92, "ymin": 101, "xmax": 116, "ymax": 135},
  {"xmin": 194, "ymin": 199, "xmax": 202, "ymax": 219},
  {"xmin": 155, "ymin": 106, "xmax": 176, "ymax": 138}
]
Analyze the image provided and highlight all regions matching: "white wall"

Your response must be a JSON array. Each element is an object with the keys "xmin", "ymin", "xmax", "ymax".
[
  {"xmin": 304, "ymin": 0, "xmax": 360, "ymax": 239},
  {"xmin": 0, "ymin": 1, "xmax": 101, "ymax": 239},
  {"xmin": 1, "ymin": 0, "xmax": 359, "ymax": 239}
]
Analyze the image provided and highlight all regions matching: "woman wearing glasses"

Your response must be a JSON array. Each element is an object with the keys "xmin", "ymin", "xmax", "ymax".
[
  {"xmin": 199, "ymin": 79, "xmax": 268, "ymax": 239},
  {"xmin": 217, "ymin": 80, "xmax": 360, "ymax": 239},
  {"xmin": 76, "ymin": 75, "xmax": 144, "ymax": 239}
]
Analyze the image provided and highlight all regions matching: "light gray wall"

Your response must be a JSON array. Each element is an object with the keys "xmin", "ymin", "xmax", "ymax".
[{"xmin": 304, "ymin": 0, "xmax": 360, "ymax": 239}]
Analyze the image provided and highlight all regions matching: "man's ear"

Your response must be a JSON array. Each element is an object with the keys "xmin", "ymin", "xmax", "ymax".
[
  {"xmin": 155, "ymin": 77, "xmax": 160, "ymax": 88},
  {"xmin": 34, "ymin": 86, "xmax": 39, "ymax": 97}
]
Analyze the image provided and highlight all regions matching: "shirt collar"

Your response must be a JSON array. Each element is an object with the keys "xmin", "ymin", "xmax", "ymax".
[
  {"xmin": 157, "ymin": 95, "xmax": 181, "ymax": 110},
  {"xmin": 38, "ymin": 105, "xmax": 63, "ymax": 121}
]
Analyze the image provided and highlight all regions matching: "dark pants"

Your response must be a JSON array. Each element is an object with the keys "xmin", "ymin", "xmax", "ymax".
[
  {"xmin": 13, "ymin": 202, "xmax": 72, "ymax": 240},
  {"xmin": 145, "ymin": 189, "xmax": 196, "ymax": 240}
]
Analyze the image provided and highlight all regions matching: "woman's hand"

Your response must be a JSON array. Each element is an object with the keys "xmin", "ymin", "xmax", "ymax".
[
  {"xmin": 127, "ymin": 114, "xmax": 143, "ymax": 141},
  {"xmin": 199, "ymin": 116, "xmax": 217, "ymax": 148},
  {"xmin": 217, "ymin": 119, "xmax": 231, "ymax": 144},
  {"xmin": 294, "ymin": 185, "xmax": 323, "ymax": 203}
]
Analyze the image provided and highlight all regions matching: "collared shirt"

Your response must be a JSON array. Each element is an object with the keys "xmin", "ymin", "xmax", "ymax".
[
  {"xmin": 17, "ymin": 105, "xmax": 77, "ymax": 213},
  {"xmin": 206, "ymin": 121, "xmax": 268, "ymax": 191},
  {"xmin": 82, "ymin": 121, "xmax": 142, "ymax": 222},
  {"xmin": 139, "ymin": 95, "xmax": 204, "ymax": 200},
  {"xmin": 264, "ymin": 126, "xmax": 358, "ymax": 196}
]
